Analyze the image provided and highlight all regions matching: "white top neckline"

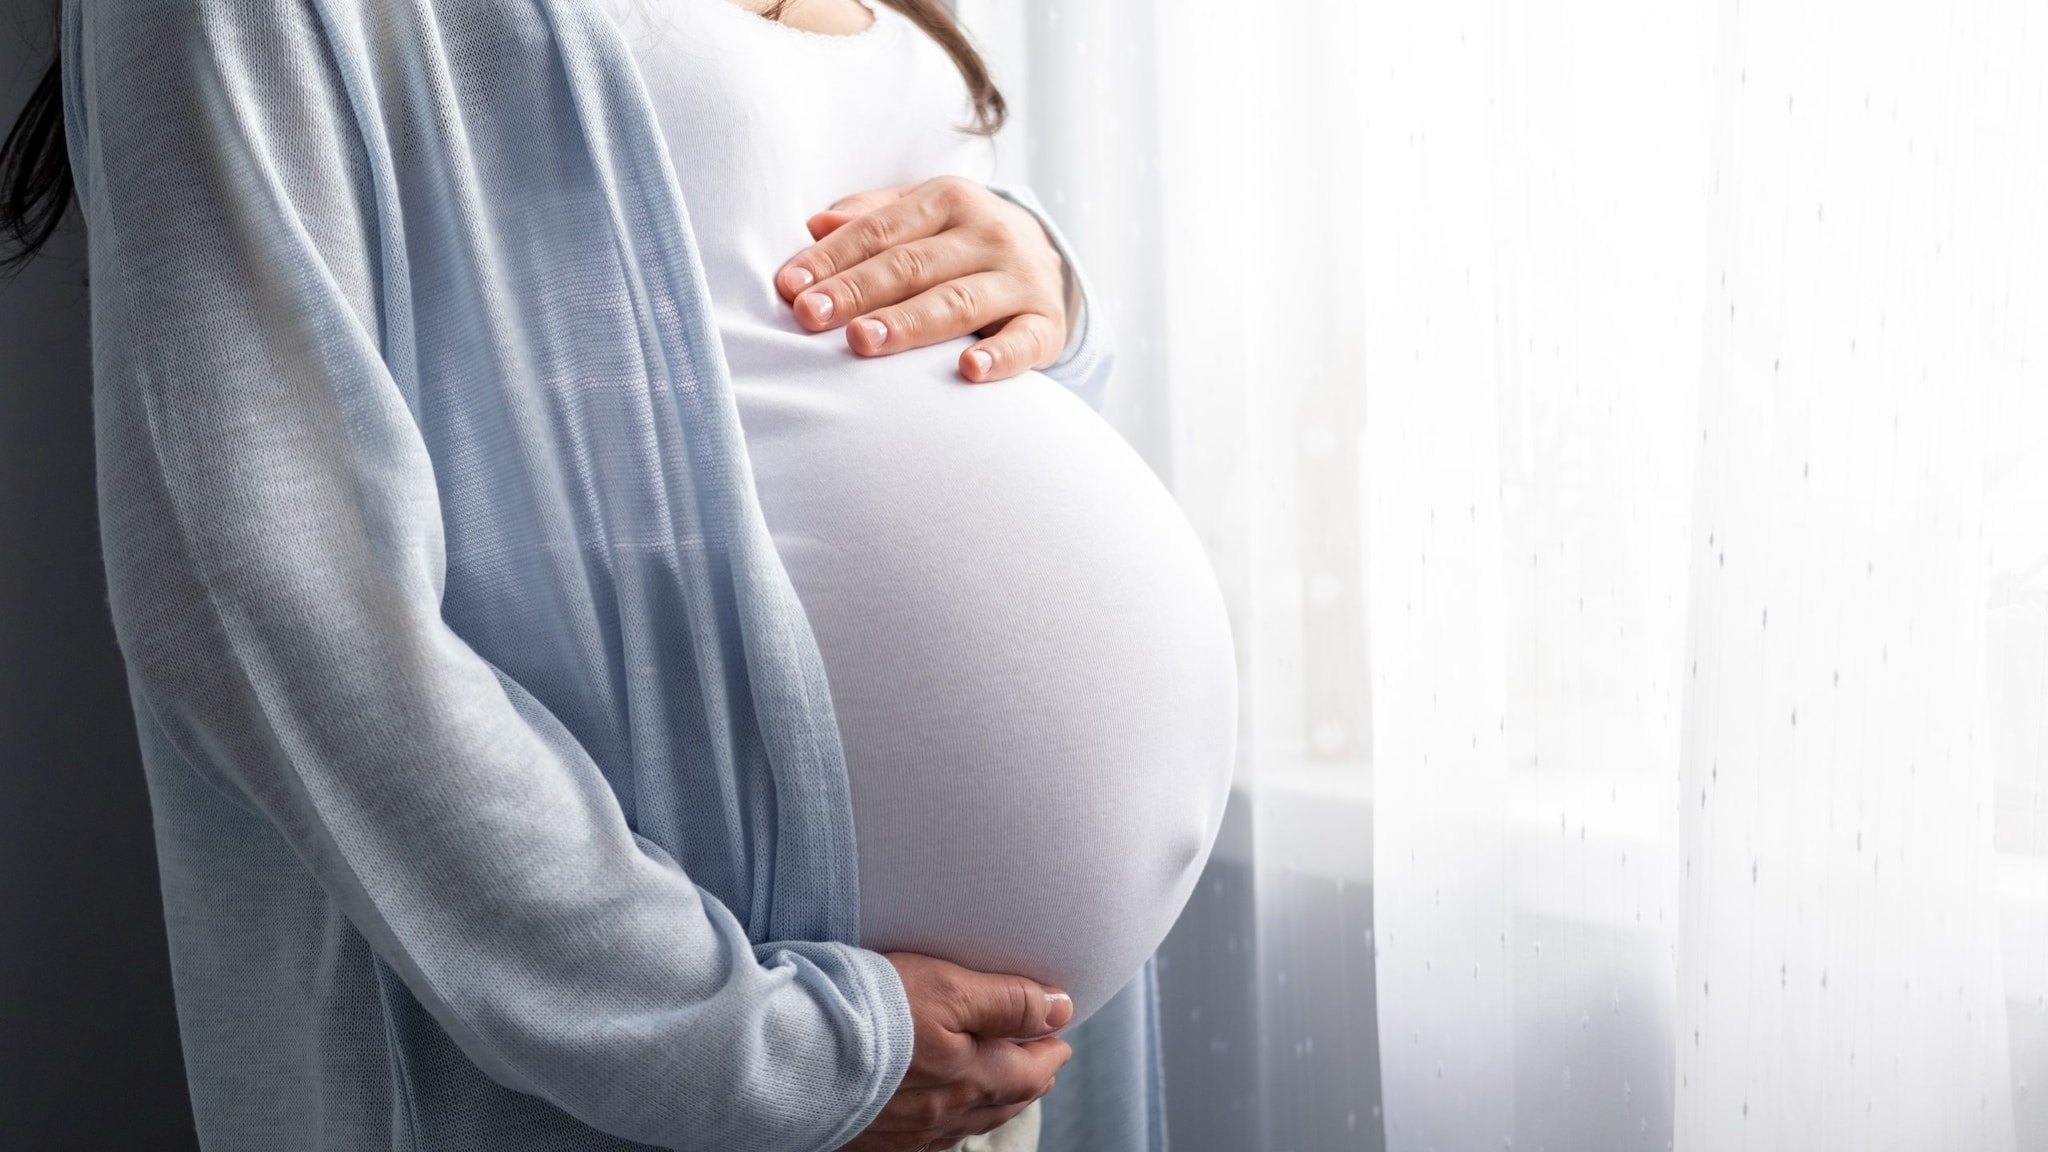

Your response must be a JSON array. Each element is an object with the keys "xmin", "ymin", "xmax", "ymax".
[{"xmin": 688, "ymin": 0, "xmax": 893, "ymax": 46}]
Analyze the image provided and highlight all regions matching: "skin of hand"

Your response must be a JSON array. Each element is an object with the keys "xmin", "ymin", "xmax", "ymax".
[
  {"xmin": 840, "ymin": 951, "xmax": 1075, "ymax": 1152},
  {"xmin": 774, "ymin": 175, "xmax": 1082, "ymax": 385}
]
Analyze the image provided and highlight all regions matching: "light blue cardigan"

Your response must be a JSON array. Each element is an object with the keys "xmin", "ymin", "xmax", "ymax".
[{"xmin": 58, "ymin": 0, "xmax": 1163, "ymax": 1147}]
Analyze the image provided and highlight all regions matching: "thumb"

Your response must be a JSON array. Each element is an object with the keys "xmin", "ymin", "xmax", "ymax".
[
  {"xmin": 805, "ymin": 182, "xmax": 917, "ymax": 238},
  {"xmin": 952, "ymin": 972, "xmax": 1075, "ymax": 1040}
]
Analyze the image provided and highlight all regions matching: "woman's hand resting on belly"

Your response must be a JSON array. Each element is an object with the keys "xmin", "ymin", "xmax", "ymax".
[
  {"xmin": 844, "ymin": 953, "xmax": 1074, "ymax": 1152},
  {"xmin": 761, "ymin": 180, "xmax": 1096, "ymax": 1144},
  {"xmin": 746, "ymin": 176, "xmax": 1236, "ymax": 1148},
  {"xmin": 771, "ymin": 175, "xmax": 1079, "ymax": 385}
]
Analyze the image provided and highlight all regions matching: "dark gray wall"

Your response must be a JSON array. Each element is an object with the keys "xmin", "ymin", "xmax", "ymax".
[{"xmin": 2, "ymin": 10, "xmax": 200, "ymax": 1147}]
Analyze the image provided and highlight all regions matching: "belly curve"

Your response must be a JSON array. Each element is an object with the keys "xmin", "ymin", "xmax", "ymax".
[{"xmin": 731, "ymin": 336, "xmax": 1238, "ymax": 1026}]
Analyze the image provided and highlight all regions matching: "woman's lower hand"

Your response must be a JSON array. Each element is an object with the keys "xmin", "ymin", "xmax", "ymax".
[
  {"xmin": 774, "ymin": 176, "xmax": 1075, "ymax": 385},
  {"xmin": 840, "ymin": 951, "xmax": 1073, "ymax": 1152}
]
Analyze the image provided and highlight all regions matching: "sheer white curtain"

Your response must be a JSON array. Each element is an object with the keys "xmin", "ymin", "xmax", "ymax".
[{"xmin": 959, "ymin": 0, "xmax": 2048, "ymax": 1148}]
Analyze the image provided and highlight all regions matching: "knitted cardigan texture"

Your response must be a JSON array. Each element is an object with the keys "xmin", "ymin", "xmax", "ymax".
[{"xmin": 59, "ymin": 0, "xmax": 1159, "ymax": 1145}]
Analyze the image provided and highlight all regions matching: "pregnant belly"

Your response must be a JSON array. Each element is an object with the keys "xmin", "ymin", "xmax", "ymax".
[{"xmin": 730, "ymin": 334, "xmax": 1237, "ymax": 1027}]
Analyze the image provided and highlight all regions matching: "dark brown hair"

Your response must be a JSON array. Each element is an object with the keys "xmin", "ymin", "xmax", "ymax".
[
  {"xmin": 0, "ymin": 0, "xmax": 1005, "ymax": 273},
  {"xmin": 767, "ymin": 0, "xmax": 1004, "ymax": 133}
]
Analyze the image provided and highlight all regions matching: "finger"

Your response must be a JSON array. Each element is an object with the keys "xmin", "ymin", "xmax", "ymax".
[
  {"xmin": 862, "ymin": 1084, "xmax": 976, "ymax": 1133},
  {"xmin": 874, "ymin": 1039, "xmax": 1063, "ymax": 1134},
  {"xmin": 943, "ymin": 970, "xmax": 1074, "ymax": 1039},
  {"xmin": 847, "ymin": 272, "xmax": 1029, "ymax": 358},
  {"xmin": 835, "ymin": 1132, "xmax": 948, "ymax": 1152},
  {"xmin": 896, "ymin": 1096, "xmax": 1037, "ymax": 1151},
  {"xmin": 965, "ymin": 1035, "xmax": 1071, "ymax": 1105},
  {"xmin": 827, "ymin": 181, "xmax": 919, "ymax": 217},
  {"xmin": 899, "ymin": 1020, "xmax": 978, "ymax": 1089},
  {"xmin": 948, "ymin": 1093, "xmax": 1046, "ymax": 1142},
  {"xmin": 789, "ymin": 234, "xmax": 986, "ymax": 333},
  {"xmin": 777, "ymin": 175, "xmax": 978, "ymax": 300},
  {"xmin": 961, "ymin": 312, "xmax": 1065, "ymax": 382},
  {"xmin": 804, "ymin": 209, "xmax": 858, "ymax": 242},
  {"xmin": 804, "ymin": 181, "xmax": 919, "ymax": 241}
]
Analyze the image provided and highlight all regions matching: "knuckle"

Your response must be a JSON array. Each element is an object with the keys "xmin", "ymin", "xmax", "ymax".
[
  {"xmin": 979, "ymin": 1071, "xmax": 1024, "ymax": 1110},
  {"xmin": 838, "ymin": 276, "xmax": 870, "ymax": 314},
  {"xmin": 993, "ymin": 326, "xmax": 1035, "ymax": 370},
  {"xmin": 931, "ymin": 173, "xmax": 978, "ymax": 207},
  {"xmin": 939, "ymin": 280, "xmax": 980, "ymax": 324},
  {"xmin": 851, "ymin": 212, "xmax": 896, "ymax": 252},
  {"xmin": 990, "ymin": 1103, "xmax": 1031, "ymax": 1134},
  {"xmin": 1001, "ymin": 976, "xmax": 1034, "ymax": 1030},
  {"xmin": 987, "ymin": 1068, "xmax": 1032, "ymax": 1106},
  {"xmin": 809, "ymin": 245, "xmax": 848, "ymax": 278},
  {"xmin": 937, "ymin": 967, "xmax": 978, "ymax": 1020},
  {"xmin": 907, "ymin": 1094, "xmax": 947, "ymax": 1129},
  {"xmin": 1027, "ymin": 317, "xmax": 1061, "ymax": 365},
  {"xmin": 930, "ymin": 969, "xmax": 967, "ymax": 1014},
  {"xmin": 1017, "ymin": 1036, "xmax": 1069, "ymax": 1079},
  {"xmin": 887, "ymin": 244, "xmax": 928, "ymax": 287},
  {"xmin": 982, "ymin": 220, "xmax": 1024, "ymax": 256},
  {"xmin": 936, "ymin": 1030, "xmax": 976, "ymax": 1073}
]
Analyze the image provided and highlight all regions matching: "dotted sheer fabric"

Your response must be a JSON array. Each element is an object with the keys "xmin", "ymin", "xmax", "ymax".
[
  {"xmin": 58, "ymin": 0, "xmax": 1152, "ymax": 1147},
  {"xmin": 985, "ymin": 0, "xmax": 2048, "ymax": 1148}
]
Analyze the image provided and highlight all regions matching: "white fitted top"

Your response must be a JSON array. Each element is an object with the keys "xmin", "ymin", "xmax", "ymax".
[{"xmin": 604, "ymin": 0, "xmax": 1236, "ymax": 1026}]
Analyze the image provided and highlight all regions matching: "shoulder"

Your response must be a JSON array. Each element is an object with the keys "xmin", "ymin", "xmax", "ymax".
[
  {"xmin": 69, "ymin": 0, "xmax": 358, "ymax": 123},
  {"xmin": 68, "ymin": 0, "xmax": 499, "ymax": 100}
]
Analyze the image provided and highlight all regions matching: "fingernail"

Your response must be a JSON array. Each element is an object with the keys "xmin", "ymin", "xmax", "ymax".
[
  {"xmin": 1044, "ymin": 990, "xmax": 1073, "ymax": 1030},
  {"xmin": 801, "ymin": 292, "xmax": 833, "ymax": 323},
  {"xmin": 856, "ymin": 318, "xmax": 887, "ymax": 348},
  {"xmin": 786, "ymin": 266, "xmax": 815, "ymax": 291},
  {"xmin": 967, "ymin": 348, "xmax": 993, "ymax": 378}
]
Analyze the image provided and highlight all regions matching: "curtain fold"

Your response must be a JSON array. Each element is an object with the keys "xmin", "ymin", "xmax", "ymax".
[{"xmin": 963, "ymin": 0, "xmax": 2047, "ymax": 1147}]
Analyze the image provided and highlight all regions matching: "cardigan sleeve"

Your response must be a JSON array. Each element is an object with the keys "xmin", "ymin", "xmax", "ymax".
[
  {"xmin": 65, "ymin": 1, "xmax": 909, "ymax": 1149},
  {"xmin": 984, "ymin": 180, "xmax": 1119, "ymax": 411}
]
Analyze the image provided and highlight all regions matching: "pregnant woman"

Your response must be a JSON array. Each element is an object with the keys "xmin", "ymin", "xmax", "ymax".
[{"xmin": 1, "ymin": 0, "xmax": 1233, "ymax": 1149}]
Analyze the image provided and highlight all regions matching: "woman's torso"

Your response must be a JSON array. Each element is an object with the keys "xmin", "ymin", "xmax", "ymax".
[{"xmin": 602, "ymin": 0, "xmax": 1236, "ymax": 1025}]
